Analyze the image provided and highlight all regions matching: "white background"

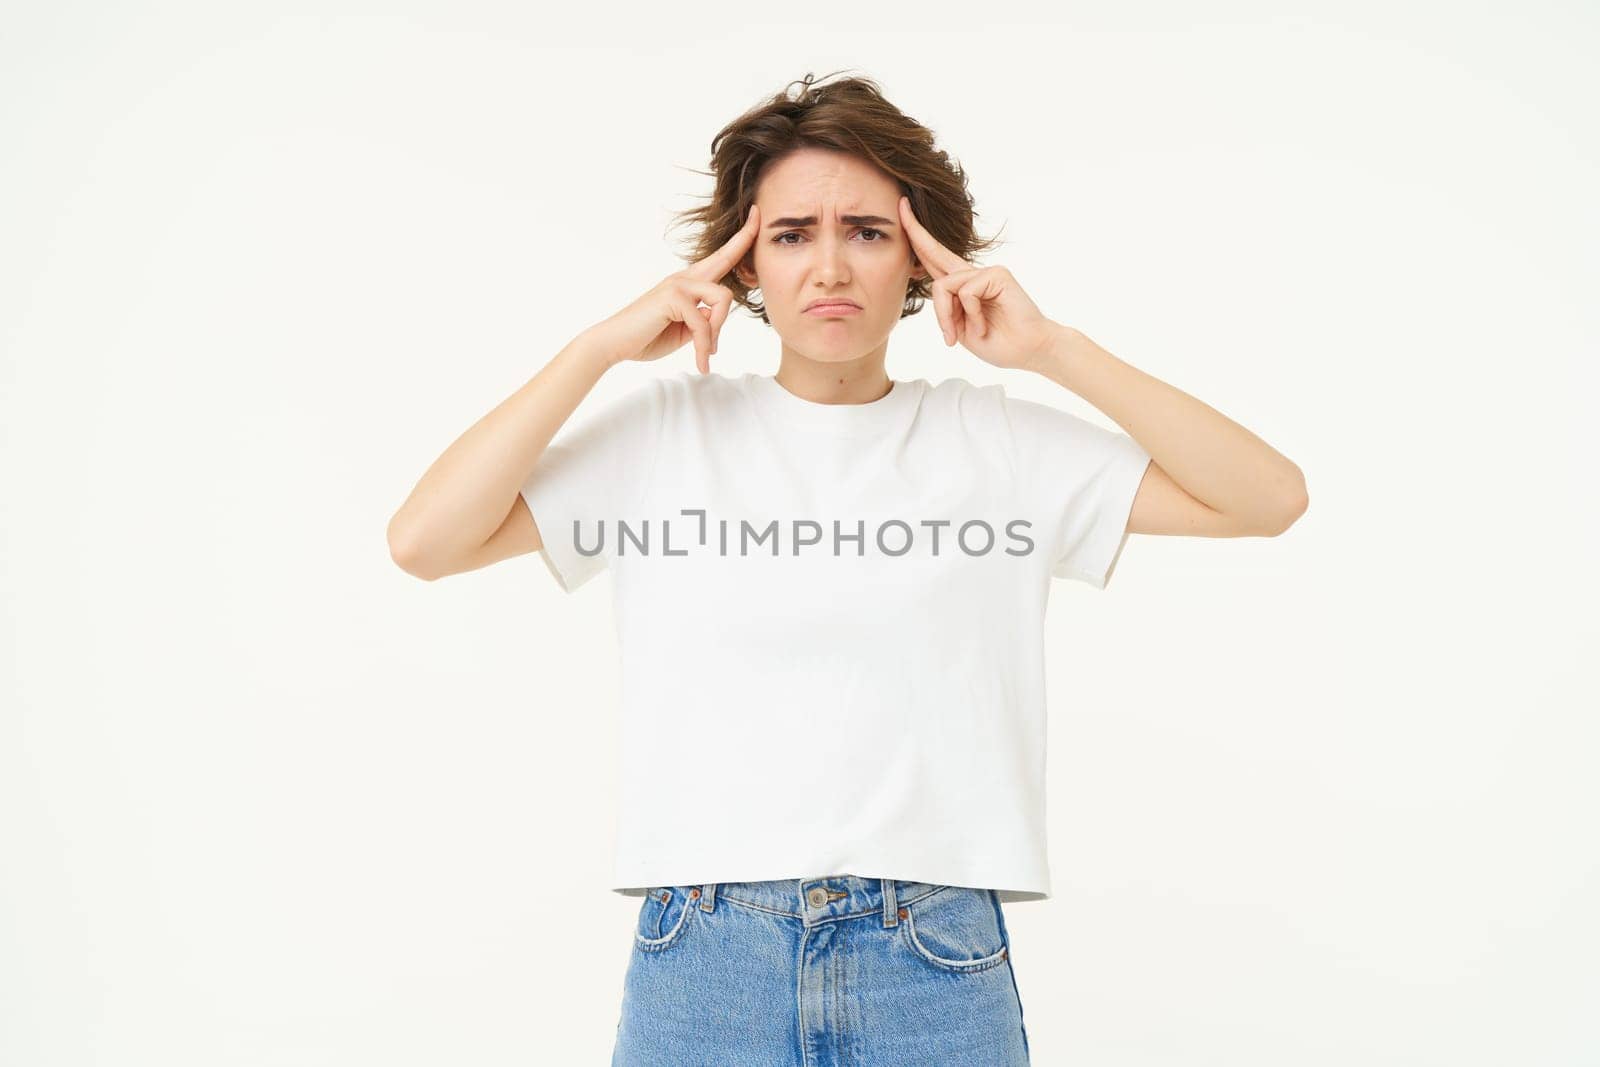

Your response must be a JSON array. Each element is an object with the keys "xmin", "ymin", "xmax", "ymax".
[{"xmin": 4, "ymin": 3, "xmax": 1595, "ymax": 1064}]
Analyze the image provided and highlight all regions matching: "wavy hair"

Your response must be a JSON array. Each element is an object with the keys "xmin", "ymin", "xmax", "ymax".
[{"xmin": 666, "ymin": 70, "xmax": 1005, "ymax": 325}]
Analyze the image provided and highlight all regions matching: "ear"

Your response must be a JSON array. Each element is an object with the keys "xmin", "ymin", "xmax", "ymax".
[{"xmin": 734, "ymin": 258, "xmax": 758, "ymax": 289}]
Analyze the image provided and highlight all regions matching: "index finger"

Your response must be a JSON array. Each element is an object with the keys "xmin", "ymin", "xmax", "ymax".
[
  {"xmin": 898, "ymin": 195, "xmax": 965, "ymax": 280},
  {"xmin": 689, "ymin": 203, "xmax": 762, "ymax": 282}
]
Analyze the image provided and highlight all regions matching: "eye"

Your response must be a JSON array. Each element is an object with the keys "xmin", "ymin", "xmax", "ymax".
[{"xmin": 772, "ymin": 228, "xmax": 890, "ymax": 245}]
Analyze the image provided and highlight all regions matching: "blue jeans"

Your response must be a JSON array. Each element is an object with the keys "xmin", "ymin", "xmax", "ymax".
[{"xmin": 612, "ymin": 874, "xmax": 1031, "ymax": 1065}]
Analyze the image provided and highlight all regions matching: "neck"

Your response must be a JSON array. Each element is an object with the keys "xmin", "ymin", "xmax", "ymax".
[{"xmin": 774, "ymin": 342, "xmax": 893, "ymax": 405}]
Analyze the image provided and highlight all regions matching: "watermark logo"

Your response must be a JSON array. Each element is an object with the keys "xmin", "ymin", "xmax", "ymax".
[{"xmin": 565, "ymin": 509, "xmax": 1038, "ymax": 560}]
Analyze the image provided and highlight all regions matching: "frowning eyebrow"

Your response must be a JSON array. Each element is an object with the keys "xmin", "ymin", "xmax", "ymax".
[{"xmin": 764, "ymin": 214, "xmax": 896, "ymax": 230}]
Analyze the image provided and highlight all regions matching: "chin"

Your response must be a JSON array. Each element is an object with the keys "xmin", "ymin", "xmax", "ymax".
[
  {"xmin": 806, "ymin": 350, "xmax": 879, "ymax": 367},
  {"xmin": 782, "ymin": 325, "xmax": 884, "ymax": 359}
]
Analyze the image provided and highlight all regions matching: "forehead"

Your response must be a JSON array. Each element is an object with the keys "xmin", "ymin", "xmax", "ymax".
[{"xmin": 757, "ymin": 147, "xmax": 898, "ymax": 210}]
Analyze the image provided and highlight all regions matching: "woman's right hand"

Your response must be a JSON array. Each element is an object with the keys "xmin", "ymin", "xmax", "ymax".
[{"xmin": 587, "ymin": 205, "xmax": 762, "ymax": 375}]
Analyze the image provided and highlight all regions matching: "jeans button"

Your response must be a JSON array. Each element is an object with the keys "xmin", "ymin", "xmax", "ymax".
[{"xmin": 807, "ymin": 886, "xmax": 828, "ymax": 907}]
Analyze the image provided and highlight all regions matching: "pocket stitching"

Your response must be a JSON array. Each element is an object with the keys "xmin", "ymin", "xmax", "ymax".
[
  {"xmin": 640, "ymin": 888, "xmax": 670, "ymax": 939},
  {"xmin": 900, "ymin": 904, "xmax": 1010, "ymax": 973},
  {"xmin": 634, "ymin": 887, "xmax": 697, "ymax": 952}
]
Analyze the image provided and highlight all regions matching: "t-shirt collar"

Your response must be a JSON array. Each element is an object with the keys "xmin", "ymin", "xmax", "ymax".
[{"xmin": 745, "ymin": 372, "xmax": 922, "ymax": 435}]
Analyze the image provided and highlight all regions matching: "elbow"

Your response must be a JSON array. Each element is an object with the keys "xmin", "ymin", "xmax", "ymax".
[
  {"xmin": 1266, "ymin": 475, "xmax": 1309, "ymax": 536},
  {"xmin": 387, "ymin": 518, "xmax": 442, "ymax": 581}
]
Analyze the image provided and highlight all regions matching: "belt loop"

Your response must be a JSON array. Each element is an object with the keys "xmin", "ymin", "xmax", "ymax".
[
  {"xmin": 700, "ymin": 882, "xmax": 718, "ymax": 912},
  {"xmin": 882, "ymin": 877, "xmax": 899, "ymax": 928}
]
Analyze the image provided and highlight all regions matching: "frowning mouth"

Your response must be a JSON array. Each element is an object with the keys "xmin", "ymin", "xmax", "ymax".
[{"xmin": 804, "ymin": 302, "xmax": 862, "ymax": 316}]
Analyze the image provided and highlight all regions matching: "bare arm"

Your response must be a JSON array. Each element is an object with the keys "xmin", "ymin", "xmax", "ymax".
[
  {"xmin": 891, "ymin": 196, "xmax": 1305, "ymax": 542},
  {"xmin": 386, "ymin": 331, "xmax": 618, "ymax": 581},
  {"xmin": 1033, "ymin": 324, "xmax": 1309, "ymax": 538},
  {"xmin": 387, "ymin": 206, "xmax": 762, "ymax": 581}
]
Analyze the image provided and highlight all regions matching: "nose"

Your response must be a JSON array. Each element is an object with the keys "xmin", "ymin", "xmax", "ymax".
[{"xmin": 812, "ymin": 232, "xmax": 850, "ymax": 284}]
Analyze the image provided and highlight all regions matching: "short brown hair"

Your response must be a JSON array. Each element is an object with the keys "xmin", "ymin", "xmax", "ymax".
[{"xmin": 666, "ymin": 70, "xmax": 1005, "ymax": 325}]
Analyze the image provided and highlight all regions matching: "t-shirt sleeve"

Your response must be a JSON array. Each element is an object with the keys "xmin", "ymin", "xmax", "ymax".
[
  {"xmin": 518, "ymin": 377, "xmax": 664, "ymax": 594},
  {"xmin": 1000, "ymin": 391, "xmax": 1153, "ymax": 589}
]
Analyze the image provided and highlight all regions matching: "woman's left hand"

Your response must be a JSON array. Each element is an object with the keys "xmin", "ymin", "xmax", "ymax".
[{"xmin": 898, "ymin": 195, "xmax": 1060, "ymax": 372}]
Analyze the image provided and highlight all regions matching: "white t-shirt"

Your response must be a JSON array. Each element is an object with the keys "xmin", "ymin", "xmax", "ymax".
[{"xmin": 519, "ymin": 369, "xmax": 1151, "ymax": 903}]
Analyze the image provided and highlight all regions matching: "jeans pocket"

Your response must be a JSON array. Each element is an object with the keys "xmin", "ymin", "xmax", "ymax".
[
  {"xmin": 634, "ymin": 885, "xmax": 698, "ymax": 953},
  {"xmin": 898, "ymin": 886, "xmax": 1010, "ymax": 974}
]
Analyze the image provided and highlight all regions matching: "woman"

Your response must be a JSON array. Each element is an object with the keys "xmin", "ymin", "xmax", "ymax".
[{"xmin": 388, "ymin": 72, "xmax": 1307, "ymax": 1066}]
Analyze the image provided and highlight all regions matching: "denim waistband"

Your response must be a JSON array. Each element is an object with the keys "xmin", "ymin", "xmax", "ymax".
[{"xmin": 678, "ymin": 874, "xmax": 955, "ymax": 929}]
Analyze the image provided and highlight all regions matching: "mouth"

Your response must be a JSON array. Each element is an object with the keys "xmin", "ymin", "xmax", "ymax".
[{"xmin": 804, "ymin": 301, "xmax": 862, "ymax": 316}]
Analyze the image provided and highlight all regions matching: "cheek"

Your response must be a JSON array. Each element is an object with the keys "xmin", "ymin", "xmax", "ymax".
[
  {"xmin": 754, "ymin": 256, "xmax": 802, "ymax": 288},
  {"xmin": 867, "ymin": 263, "xmax": 909, "ymax": 294}
]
